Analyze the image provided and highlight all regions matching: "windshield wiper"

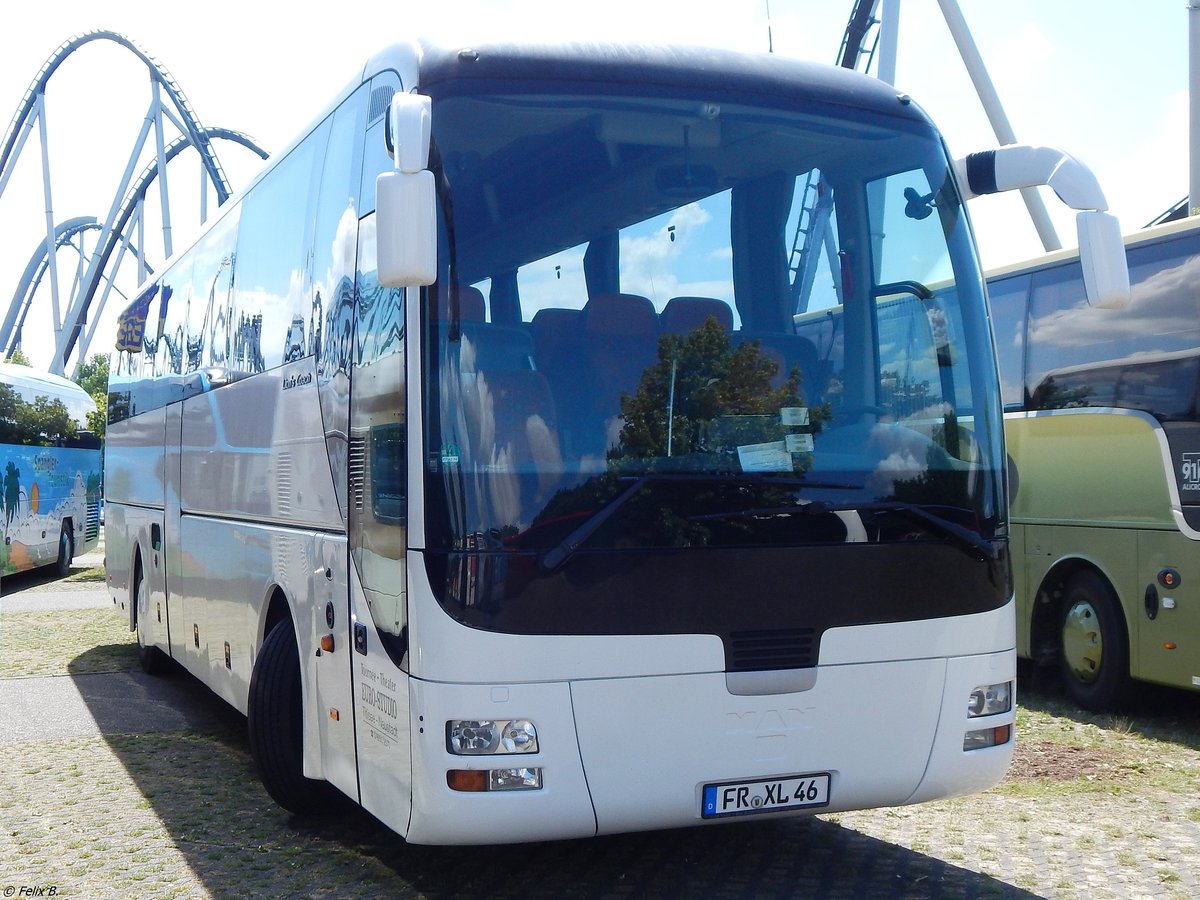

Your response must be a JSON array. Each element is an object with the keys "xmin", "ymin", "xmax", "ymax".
[
  {"xmin": 853, "ymin": 501, "xmax": 999, "ymax": 561},
  {"xmin": 538, "ymin": 474, "xmax": 658, "ymax": 572}
]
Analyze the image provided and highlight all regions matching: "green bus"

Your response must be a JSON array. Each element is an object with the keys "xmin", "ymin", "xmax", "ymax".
[{"xmin": 988, "ymin": 216, "xmax": 1200, "ymax": 709}]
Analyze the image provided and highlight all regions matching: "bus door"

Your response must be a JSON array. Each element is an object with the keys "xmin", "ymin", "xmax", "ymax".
[
  {"xmin": 348, "ymin": 103, "xmax": 415, "ymax": 833},
  {"xmin": 346, "ymin": 305, "xmax": 412, "ymax": 835},
  {"xmin": 301, "ymin": 79, "xmax": 380, "ymax": 804},
  {"xmin": 342, "ymin": 74, "xmax": 414, "ymax": 835},
  {"xmin": 1141, "ymin": 416, "xmax": 1200, "ymax": 690}
]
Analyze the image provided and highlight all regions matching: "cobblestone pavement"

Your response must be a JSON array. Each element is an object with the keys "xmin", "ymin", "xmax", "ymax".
[{"xmin": 2, "ymin": 547, "xmax": 1198, "ymax": 899}]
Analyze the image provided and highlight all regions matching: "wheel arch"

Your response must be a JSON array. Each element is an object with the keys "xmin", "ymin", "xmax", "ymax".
[
  {"xmin": 1029, "ymin": 556, "xmax": 1129, "ymax": 667},
  {"xmin": 126, "ymin": 542, "xmax": 144, "ymax": 632},
  {"xmin": 259, "ymin": 584, "xmax": 295, "ymax": 651}
]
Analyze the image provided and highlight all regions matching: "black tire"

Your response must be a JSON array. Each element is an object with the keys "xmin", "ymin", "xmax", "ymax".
[
  {"xmin": 134, "ymin": 563, "xmax": 170, "ymax": 675},
  {"xmin": 1058, "ymin": 570, "xmax": 1132, "ymax": 711},
  {"xmin": 248, "ymin": 617, "xmax": 335, "ymax": 814},
  {"xmin": 54, "ymin": 526, "xmax": 73, "ymax": 577}
]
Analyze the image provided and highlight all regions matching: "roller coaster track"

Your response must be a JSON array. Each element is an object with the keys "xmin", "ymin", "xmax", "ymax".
[{"xmin": 0, "ymin": 30, "xmax": 267, "ymax": 375}]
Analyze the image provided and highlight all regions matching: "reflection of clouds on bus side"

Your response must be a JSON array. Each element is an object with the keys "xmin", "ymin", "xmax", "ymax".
[
  {"xmin": 999, "ymin": 374, "xmax": 1023, "ymax": 404},
  {"xmin": 1001, "ymin": 318, "xmax": 1024, "ymax": 384},
  {"xmin": 237, "ymin": 269, "xmax": 308, "ymax": 367},
  {"xmin": 314, "ymin": 204, "xmax": 361, "ymax": 351},
  {"xmin": 1029, "ymin": 255, "xmax": 1200, "ymax": 352},
  {"xmin": 331, "ymin": 204, "xmax": 359, "ymax": 283},
  {"xmin": 357, "ymin": 207, "xmax": 376, "ymax": 274}
]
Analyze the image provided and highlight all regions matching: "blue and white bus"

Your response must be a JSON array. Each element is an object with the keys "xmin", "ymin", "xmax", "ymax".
[
  {"xmin": 104, "ymin": 38, "xmax": 1125, "ymax": 844},
  {"xmin": 1, "ymin": 362, "xmax": 102, "ymax": 578}
]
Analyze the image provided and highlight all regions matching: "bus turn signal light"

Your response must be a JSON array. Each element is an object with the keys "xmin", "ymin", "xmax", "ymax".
[
  {"xmin": 963, "ymin": 724, "xmax": 1011, "ymax": 752},
  {"xmin": 447, "ymin": 769, "xmax": 489, "ymax": 792}
]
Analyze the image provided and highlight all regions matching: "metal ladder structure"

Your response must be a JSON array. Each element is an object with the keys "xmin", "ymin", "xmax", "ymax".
[
  {"xmin": 0, "ymin": 30, "xmax": 266, "ymax": 376},
  {"xmin": 785, "ymin": 0, "xmax": 1065, "ymax": 319}
]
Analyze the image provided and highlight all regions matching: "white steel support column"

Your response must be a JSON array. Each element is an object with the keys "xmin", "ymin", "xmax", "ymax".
[
  {"xmin": 1189, "ymin": 0, "xmax": 1200, "ymax": 215},
  {"xmin": 936, "ymin": 0, "xmax": 1061, "ymax": 251},
  {"xmin": 51, "ymin": 98, "xmax": 157, "ymax": 373},
  {"xmin": 153, "ymin": 80, "xmax": 174, "ymax": 260},
  {"xmin": 876, "ymin": 0, "xmax": 900, "ymax": 86},
  {"xmin": 36, "ymin": 93, "xmax": 66, "ymax": 354}
]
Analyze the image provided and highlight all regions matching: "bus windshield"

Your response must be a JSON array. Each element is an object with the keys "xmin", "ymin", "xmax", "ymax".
[{"xmin": 424, "ymin": 88, "xmax": 1003, "ymax": 558}]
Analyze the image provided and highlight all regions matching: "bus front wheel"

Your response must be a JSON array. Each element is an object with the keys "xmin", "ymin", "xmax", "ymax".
[
  {"xmin": 134, "ymin": 564, "xmax": 170, "ymax": 675},
  {"xmin": 1058, "ymin": 570, "xmax": 1131, "ymax": 711},
  {"xmin": 248, "ymin": 617, "xmax": 334, "ymax": 814}
]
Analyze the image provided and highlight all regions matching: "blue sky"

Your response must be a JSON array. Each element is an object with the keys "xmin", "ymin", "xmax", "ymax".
[{"xmin": 0, "ymin": 0, "xmax": 1189, "ymax": 369}]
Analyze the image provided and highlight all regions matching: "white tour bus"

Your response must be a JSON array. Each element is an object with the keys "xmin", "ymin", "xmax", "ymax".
[{"xmin": 105, "ymin": 39, "xmax": 1127, "ymax": 844}]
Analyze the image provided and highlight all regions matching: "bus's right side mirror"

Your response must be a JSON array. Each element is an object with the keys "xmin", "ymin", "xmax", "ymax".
[
  {"xmin": 377, "ymin": 92, "xmax": 437, "ymax": 288},
  {"xmin": 1076, "ymin": 211, "xmax": 1130, "ymax": 310}
]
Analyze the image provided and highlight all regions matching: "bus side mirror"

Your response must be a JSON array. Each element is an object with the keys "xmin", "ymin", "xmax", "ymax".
[
  {"xmin": 956, "ymin": 146, "xmax": 1132, "ymax": 310},
  {"xmin": 377, "ymin": 92, "xmax": 436, "ymax": 288},
  {"xmin": 1076, "ymin": 211, "xmax": 1130, "ymax": 310}
]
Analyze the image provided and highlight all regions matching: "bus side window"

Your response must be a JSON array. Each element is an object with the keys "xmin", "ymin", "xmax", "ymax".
[
  {"xmin": 371, "ymin": 423, "xmax": 406, "ymax": 524},
  {"xmin": 358, "ymin": 73, "xmax": 402, "ymax": 217},
  {"xmin": 985, "ymin": 274, "xmax": 1030, "ymax": 410}
]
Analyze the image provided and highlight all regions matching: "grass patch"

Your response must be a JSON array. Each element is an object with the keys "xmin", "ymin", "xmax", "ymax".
[
  {"xmin": 1001, "ymin": 679, "xmax": 1200, "ymax": 800},
  {"xmin": 63, "ymin": 565, "xmax": 106, "ymax": 583},
  {"xmin": 0, "ymin": 608, "xmax": 135, "ymax": 677}
]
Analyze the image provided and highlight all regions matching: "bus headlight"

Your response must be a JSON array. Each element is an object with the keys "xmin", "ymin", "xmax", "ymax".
[
  {"xmin": 447, "ymin": 719, "xmax": 539, "ymax": 755},
  {"xmin": 967, "ymin": 681, "xmax": 1012, "ymax": 717}
]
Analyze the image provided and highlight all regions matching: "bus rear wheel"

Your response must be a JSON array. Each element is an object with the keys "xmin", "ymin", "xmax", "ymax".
[
  {"xmin": 1058, "ymin": 570, "xmax": 1131, "ymax": 711},
  {"xmin": 55, "ymin": 526, "xmax": 73, "ymax": 577},
  {"xmin": 248, "ymin": 617, "xmax": 335, "ymax": 814}
]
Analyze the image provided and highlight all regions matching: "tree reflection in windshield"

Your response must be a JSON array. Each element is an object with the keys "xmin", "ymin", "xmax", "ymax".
[
  {"xmin": 514, "ymin": 320, "xmax": 842, "ymax": 554},
  {"xmin": 610, "ymin": 317, "xmax": 827, "ymax": 468}
]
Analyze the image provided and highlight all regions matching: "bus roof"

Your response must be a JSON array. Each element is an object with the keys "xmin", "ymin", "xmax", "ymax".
[
  {"xmin": 410, "ymin": 40, "xmax": 925, "ymax": 125},
  {"xmin": 0, "ymin": 362, "xmax": 95, "ymax": 423},
  {"xmin": 986, "ymin": 214, "xmax": 1200, "ymax": 282},
  {"xmin": 0, "ymin": 362, "xmax": 89, "ymax": 399}
]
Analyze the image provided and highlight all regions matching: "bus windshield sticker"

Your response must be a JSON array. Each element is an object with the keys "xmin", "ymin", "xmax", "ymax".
[
  {"xmin": 780, "ymin": 407, "xmax": 809, "ymax": 427},
  {"xmin": 736, "ymin": 441, "xmax": 792, "ymax": 472},
  {"xmin": 785, "ymin": 433, "xmax": 814, "ymax": 454}
]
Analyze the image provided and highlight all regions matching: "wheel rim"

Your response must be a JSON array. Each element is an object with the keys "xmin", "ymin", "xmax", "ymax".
[{"xmin": 1062, "ymin": 598, "xmax": 1103, "ymax": 684}]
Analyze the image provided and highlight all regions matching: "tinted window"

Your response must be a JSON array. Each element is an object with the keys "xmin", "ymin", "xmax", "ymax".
[
  {"xmin": 985, "ymin": 274, "xmax": 1029, "ymax": 409},
  {"xmin": 1026, "ymin": 230, "xmax": 1200, "ymax": 418},
  {"xmin": 233, "ymin": 127, "xmax": 322, "ymax": 372},
  {"xmin": 359, "ymin": 73, "xmax": 401, "ymax": 216}
]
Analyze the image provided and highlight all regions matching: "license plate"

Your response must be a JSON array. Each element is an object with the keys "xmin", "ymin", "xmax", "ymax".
[{"xmin": 702, "ymin": 772, "xmax": 830, "ymax": 818}]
